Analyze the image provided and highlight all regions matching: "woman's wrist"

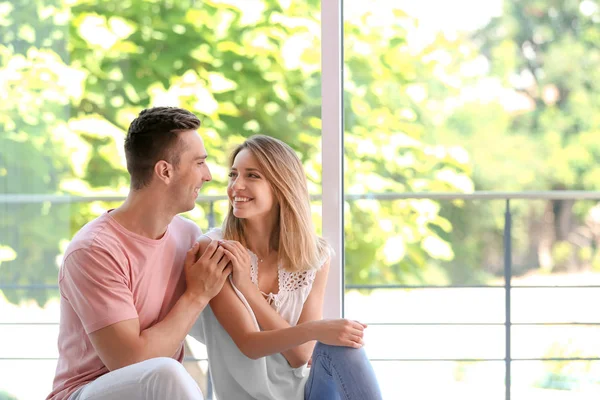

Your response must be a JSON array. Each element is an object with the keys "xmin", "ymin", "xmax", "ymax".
[{"xmin": 299, "ymin": 320, "xmax": 321, "ymax": 342}]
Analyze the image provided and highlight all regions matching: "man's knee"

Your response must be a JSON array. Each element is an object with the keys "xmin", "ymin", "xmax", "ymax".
[
  {"xmin": 141, "ymin": 358, "xmax": 203, "ymax": 399},
  {"xmin": 145, "ymin": 357, "xmax": 189, "ymax": 381}
]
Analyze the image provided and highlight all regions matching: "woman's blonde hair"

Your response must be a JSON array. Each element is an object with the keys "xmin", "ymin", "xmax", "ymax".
[{"xmin": 222, "ymin": 135, "xmax": 330, "ymax": 272}]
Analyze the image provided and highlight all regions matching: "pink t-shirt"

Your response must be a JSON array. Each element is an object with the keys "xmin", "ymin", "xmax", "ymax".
[{"xmin": 47, "ymin": 211, "xmax": 202, "ymax": 400}]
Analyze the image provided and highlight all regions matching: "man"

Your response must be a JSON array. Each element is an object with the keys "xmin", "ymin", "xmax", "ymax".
[{"xmin": 47, "ymin": 107, "xmax": 230, "ymax": 400}]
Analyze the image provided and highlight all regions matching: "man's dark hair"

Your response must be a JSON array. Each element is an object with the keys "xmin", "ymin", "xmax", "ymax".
[{"xmin": 124, "ymin": 107, "xmax": 201, "ymax": 190}]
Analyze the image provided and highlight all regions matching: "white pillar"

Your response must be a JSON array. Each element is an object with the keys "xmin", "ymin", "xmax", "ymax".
[{"xmin": 321, "ymin": 0, "xmax": 344, "ymax": 319}]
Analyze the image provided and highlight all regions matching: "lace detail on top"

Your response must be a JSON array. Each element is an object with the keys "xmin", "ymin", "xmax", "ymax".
[
  {"xmin": 248, "ymin": 250, "xmax": 316, "ymax": 310},
  {"xmin": 281, "ymin": 269, "xmax": 316, "ymax": 292}
]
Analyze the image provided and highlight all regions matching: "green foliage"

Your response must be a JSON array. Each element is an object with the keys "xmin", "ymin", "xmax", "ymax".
[
  {"xmin": 0, "ymin": 0, "xmax": 474, "ymax": 303},
  {"xmin": 432, "ymin": 0, "xmax": 600, "ymax": 280}
]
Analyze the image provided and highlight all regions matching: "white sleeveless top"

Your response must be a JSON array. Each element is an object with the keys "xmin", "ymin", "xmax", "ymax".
[{"xmin": 189, "ymin": 229, "xmax": 320, "ymax": 400}]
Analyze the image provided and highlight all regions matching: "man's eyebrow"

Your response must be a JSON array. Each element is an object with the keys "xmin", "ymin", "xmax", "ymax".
[{"xmin": 194, "ymin": 154, "xmax": 208, "ymax": 161}]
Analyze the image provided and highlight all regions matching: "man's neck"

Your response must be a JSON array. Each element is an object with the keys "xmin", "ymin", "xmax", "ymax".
[{"xmin": 111, "ymin": 189, "xmax": 176, "ymax": 240}]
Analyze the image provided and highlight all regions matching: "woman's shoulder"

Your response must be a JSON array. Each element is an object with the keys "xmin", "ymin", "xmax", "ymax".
[
  {"xmin": 196, "ymin": 228, "xmax": 223, "ymax": 253},
  {"xmin": 201, "ymin": 227, "xmax": 223, "ymax": 241}
]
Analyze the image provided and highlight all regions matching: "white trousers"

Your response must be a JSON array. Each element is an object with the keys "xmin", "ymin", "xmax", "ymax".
[{"xmin": 70, "ymin": 357, "xmax": 204, "ymax": 400}]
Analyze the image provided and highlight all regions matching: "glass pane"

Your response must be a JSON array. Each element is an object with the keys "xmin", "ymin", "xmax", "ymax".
[
  {"xmin": 509, "ymin": 199, "xmax": 600, "ymax": 287},
  {"xmin": 345, "ymin": 288, "xmax": 504, "ymax": 323},
  {"xmin": 363, "ymin": 325, "xmax": 504, "ymax": 360},
  {"xmin": 512, "ymin": 325, "xmax": 600, "ymax": 360},
  {"xmin": 0, "ymin": 360, "xmax": 59, "ymax": 400},
  {"xmin": 372, "ymin": 361, "xmax": 504, "ymax": 400},
  {"xmin": 1, "ymin": 1, "xmax": 321, "ymax": 398},
  {"xmin": 512, "ymin": 288, "xmax": 600, "ymax": 324},
  {"xmin": 512, "ymin": 361, "xmax": 600, "ymax": 399}
]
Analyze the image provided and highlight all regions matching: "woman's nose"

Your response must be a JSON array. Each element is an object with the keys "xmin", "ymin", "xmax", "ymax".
[{"xmin": 232, "ymin": 176, "xmax": 245, "ymax": 190}]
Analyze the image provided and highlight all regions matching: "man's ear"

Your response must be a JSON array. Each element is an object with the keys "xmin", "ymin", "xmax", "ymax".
[{"xmin": 154, "ymin": 160, "xmax": 173, "ymax": 184}]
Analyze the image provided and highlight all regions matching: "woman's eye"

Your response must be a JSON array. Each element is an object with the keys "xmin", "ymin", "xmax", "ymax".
[{"xmin": 228, "ymin": 172, "xmax": 236, "ymax": 177}]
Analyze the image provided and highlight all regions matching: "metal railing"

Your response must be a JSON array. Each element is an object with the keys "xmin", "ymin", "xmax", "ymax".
[{"xmin": 3, "ymin": 191, "xmax": 600, "ymax": 399}]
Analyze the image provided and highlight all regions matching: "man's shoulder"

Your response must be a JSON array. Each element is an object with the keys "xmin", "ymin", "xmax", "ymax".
[
  {"xmin": 171, "ymin": 215, "xmax": 203, "ymax": 239},
  {"xmin": 59, "ymin": 214, "xmax": 127, "ymax": 282},
  {"xmin": 65, "ymin": 213, "xmax": 117, "ymax": 255}
]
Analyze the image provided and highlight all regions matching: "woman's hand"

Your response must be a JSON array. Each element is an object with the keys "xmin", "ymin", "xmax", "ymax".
[
  {"xmin": 312, "ymin": 319, "xmax": 367, "ymax": 349},
  {"xmin": 218, "ymin": 240, "xmax": 254, "ymax": 292}
]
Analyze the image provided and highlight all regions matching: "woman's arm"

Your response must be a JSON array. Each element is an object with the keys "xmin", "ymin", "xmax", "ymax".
[
  {"xmin": 204, "ymin": 238, "xmax": 365, "ymax": 367},
  {"xmin": 236, "ymin": 259, "xmax": 330, "ymax": 367},
  {"xmin": 210, "ymin": 278, "xmax": 317, "ymax": 360}
]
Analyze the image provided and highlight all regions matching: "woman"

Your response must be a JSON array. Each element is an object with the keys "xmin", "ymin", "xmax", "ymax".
[{"xmin": 191, "ymin": 135, "xmax": 382, "ymax": 399}]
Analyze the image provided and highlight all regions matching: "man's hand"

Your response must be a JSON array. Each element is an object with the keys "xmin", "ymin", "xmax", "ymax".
[{"xmin": 184, "ymin": 240, "xmax": 232, "ymax": 303}]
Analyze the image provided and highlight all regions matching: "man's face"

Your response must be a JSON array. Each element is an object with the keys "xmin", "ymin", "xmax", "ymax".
[{"xmin": 169, "ymin": 130, "xmax": 212, "ymax": 213}]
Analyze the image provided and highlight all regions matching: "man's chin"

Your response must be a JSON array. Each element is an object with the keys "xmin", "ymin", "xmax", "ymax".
[{"xmin": 175, "ymin": 201, "xmax": 196, "ymax": 214}]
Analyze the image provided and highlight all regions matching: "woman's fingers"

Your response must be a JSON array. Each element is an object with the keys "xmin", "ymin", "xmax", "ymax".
[
  {"xmin": 219, "ymin": 241, "xmax": 244, "ymax": 261},
  {"xmin": 220, "ymin": 248, "xmax": 239, "ymax": 268},
  {"xmin": 351, "ymin": 328, "xmax": 364, "ymax": 338},
  {"xmin": 345, "ymin": 337, "xmax": 363, "ymax": 348}
]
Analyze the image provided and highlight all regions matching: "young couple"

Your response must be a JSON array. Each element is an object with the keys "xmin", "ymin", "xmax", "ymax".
[{"xmin": 48, "ymin": 107, "xmax": 382, "ymax": 400}]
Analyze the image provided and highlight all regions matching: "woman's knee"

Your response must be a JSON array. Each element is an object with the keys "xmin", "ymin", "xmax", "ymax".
[{"xmin": 314, "ymin": 342, "xmax": 366, "ymax": 362}]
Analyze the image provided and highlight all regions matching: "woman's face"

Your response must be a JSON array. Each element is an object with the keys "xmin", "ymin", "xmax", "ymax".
[{"xmin": 227, "ymin": 149, "xmax": 276, "ymax": 221}]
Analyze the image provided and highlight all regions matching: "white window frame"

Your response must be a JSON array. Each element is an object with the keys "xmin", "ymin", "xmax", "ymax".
[{"xmin": 321, "ymin": 0, "xmax": 344, "ymax": 319}]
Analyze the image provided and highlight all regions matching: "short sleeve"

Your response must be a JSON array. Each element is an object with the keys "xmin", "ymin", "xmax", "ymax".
[{"xmin": 60, "ymin": 247, "xmax": 138, "ymax": 334}]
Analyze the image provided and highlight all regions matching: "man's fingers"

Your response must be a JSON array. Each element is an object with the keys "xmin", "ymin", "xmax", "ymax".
[
  {"xmin": 217, "ymin": 253, "xmax": 231, "ymax": 270},
  {"xmin": 200, "ymin": 239, "xmax": 219, "ymax": 261},
  {"xmin": 186, "ymin": 242, "xmax": 200, "ymax": 265},
  {"xmin": 222, "ymin": 265, "xmax": 233, "ymax": 278},
  {"xmin": 209, "ymin": 246, "xmax": 226, "ymax": 264}
]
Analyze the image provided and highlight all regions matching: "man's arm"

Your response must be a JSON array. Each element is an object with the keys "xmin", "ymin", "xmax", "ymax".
[
  {"xmin": 67, "ymin": 240, "xmax": 230, "ymax": 371},
  {"xmin": 89, "ymin": 291, "xmax": 207, "ymax": 371}
]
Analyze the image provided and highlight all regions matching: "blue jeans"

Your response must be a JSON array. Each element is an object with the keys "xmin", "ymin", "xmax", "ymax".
[{"xmin": 304, "ymin": 342, "xmax": 382, "ymax": 400}]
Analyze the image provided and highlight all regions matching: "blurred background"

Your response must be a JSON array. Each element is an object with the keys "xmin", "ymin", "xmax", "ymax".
[{"xmin": 2, "ymin": 0, "xmax": 600, "ymax": 398}]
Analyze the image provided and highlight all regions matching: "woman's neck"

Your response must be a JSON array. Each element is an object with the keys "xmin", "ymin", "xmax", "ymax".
[{"xmin": 243, "ymin": 213, "xmax": 278, "ymax": 258}]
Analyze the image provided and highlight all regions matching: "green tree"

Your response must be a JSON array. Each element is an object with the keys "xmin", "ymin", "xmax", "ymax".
[
  {"xmin": 0, "ymin": 0, "xmax": 474, "ymax": 307},
  {"xmin": 438, "ymin": 0, "xmax": 600, "ymax": 278}
]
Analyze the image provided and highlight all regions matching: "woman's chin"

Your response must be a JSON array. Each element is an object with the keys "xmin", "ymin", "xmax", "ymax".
[{"xmin": 232, "ymin": 209, "xmax": 248, "ymax": 219}]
